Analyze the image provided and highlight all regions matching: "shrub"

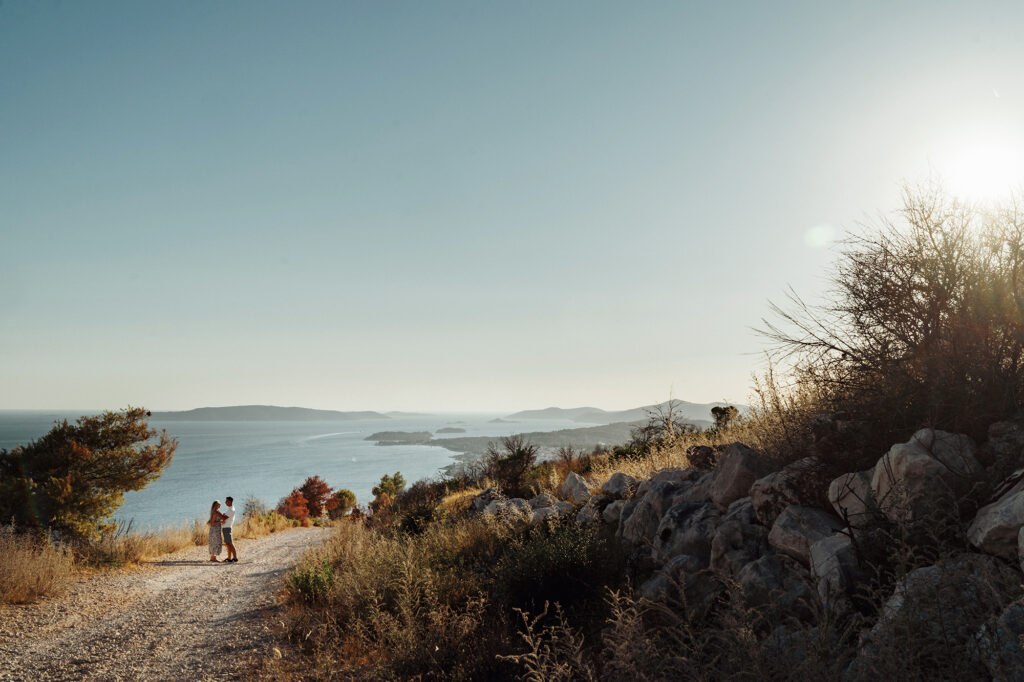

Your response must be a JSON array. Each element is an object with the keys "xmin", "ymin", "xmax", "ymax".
[
  {"xmin": 485, "ymin": 435, "xmax": 539, "ymax": 496},
  {"xmin": 297, "ymin": 475, "xmax": 337, "ymax": 518},
  {"xmin": 761, "ymin": 186, "xmax": 1024, "ymax": 463},
  {"xmin": 0, "ymin": 407, "xmax": 177, "ymax": 540},
  {"xmin": 277, "ymin": 490, "xmax": 310, "ymax": 522},
  {"xmin": 327, "ymin": 488, "xmax": 356, "ymax": 519}
]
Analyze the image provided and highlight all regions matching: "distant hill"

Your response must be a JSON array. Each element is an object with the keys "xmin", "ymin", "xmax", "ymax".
[
  {"xmin": 506, "ymin": 400, "xmax": 743, "ymax": 425},
  {"xmin": 429, "ymin": 421, "xmax": 646, "ymax": 457},
  {"xmin": 151, "ymin": 405, "xmax": 391, "ymax": 421}
]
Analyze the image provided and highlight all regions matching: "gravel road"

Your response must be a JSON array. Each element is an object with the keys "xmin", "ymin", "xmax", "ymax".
[{"xmin": 0, "ymin": 527, "xmax": 327, "ymax": 681}]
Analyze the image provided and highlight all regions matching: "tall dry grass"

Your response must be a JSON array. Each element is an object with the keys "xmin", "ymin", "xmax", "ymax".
[
  {"xmin": 78, "ymin": 519, "xmax": 206, "ymax": 566},
  {"xmin": 0, "ymin": 525, "xmax": 74, "ymax": 604}
]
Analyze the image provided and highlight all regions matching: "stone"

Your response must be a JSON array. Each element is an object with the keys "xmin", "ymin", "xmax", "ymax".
[
  {"xmin": 967, "ymin": 473, "xmax": 1024, "ymax": 559},
  {"xmin": 601, "ymin": 472, "xmax": 637, "ymax": 499},
  {"xmin": 723, "ymin": 497, "xmax": 758, "ymax": 526},
  {"xmin": 871, "ymin": 429, "xmax": 981, "ymax": 523},
  {"xmin": 638, "ymin": 553, "xmax": 722, "ymax": 619},
  {"xmin": 709, "ymin": 443, "xmax": 778, "ymax": 510},
  {"xmin": 529, "ymin": 506, "xmax": 559, "ymax": 526},
  {"xmin": 750, "ymin": 457, "xmax": 831, "ymax": 526},
  {"xmin": 528, "ymin": 493, "xmax": 557, "ymax": 509},
  {"xmin": 671, "ymin": 472, "xmax": 715, "ymax": 504},
  {"xmin": 1020, "ymin": 525, "xmax": 1024, "ymax": 574},
  {"xmin": 737, "ymin": 554, "xmax": 816, "ymax": 620},
  {"xmin": 484, "ymin": 498, "xmax": 533, "ymax": 524},
  {"xmin": 975, "ymin": 603, "xmax": 1024, "ymax": 681},
  {"xmin": 553, "ymin": 501, "xmax": 575, "ymax": 516},
  {"xmin": 710, "ymin": 515, "xmax": 769, "ymax": 577},
  {"xmin": 634, "ymin": 467, "xmax": 701, "ymax": 499},
  {"xmin": 653, "ymin": 501, "xmax": 721, "ymax": 566},
  {"xmin": 987, "ymin": 420, "xmax": 1024, "ymax": 463},
  {"xmin": 603, "ymin": 499, "xmax": 624, "ymax": 525},
  {"xmin": 827, "ymin": 470, "xmax": 874, "ymax": 527},
  {"xmin": 808, "ymin": 533, "xmax": 860, "ymax": 606},
  {"xmin": 619, "ymin": 480, "xmax": 688, "ymax": 547},
  {"xmin": 768, "ymin": 505, "xmax": 844, "ymax": 566},
  {"xmin": 576, "ymin": 495, "xmax": 610, "ymax": 526},
  {"xmin": 685, "ymin": 444, "xmax": 718, "ymax": 469},
  {"xmin": 560, "ymin": 472, "xmax": 592, "ymax": 504},
  {"xmin": 469, "ymin": 487, "xmax": 504, "ymax": 514}
]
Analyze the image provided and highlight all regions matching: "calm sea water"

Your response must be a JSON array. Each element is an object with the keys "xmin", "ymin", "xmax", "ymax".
[{"xmin": 0, "ymin": 411, "xmax": 587, "ymax": 529}]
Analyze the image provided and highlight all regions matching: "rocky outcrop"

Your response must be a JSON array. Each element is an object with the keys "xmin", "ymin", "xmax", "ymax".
[
  {"xmin": 768, "ymin": 505, "xmax": 844, "ymax": 566},
  {"xmin": 602, "ymin": 499, "xmax": 625, "ymax": 525},
  {"xmin": 470, "ymin": 487, "xmax": 505, "ymax": 514},
  {"xmin": 871, "ymin": 429, "xmax": 981, "ymax": 523},
  {"xmin": 967, "ymin": 471, "xmax": 1024, "ymax": 559},
  {"xmin": 619, "ymin": 480, "xmax": 689, "ymax": 547},
  {"xmin": 601, "ymin": 472, "xmax": 637, "ymax": 499},
  {"xmin": 560, "ymin": 472, "xmax": 592, "ymax": 504},
  {"xmin": 710, "ymin": 503, "xmax": 769, "ymax": 578},
  {"xmin": 737, "ymin": 554, "xmax": 816, "ymax": 620},
  {"xmin": 708, "ymin": 443, "xmax": 778, "ymax": 510},
  {"xmin": 652, "ymin": 501, "xmax": 721, "ymax": 566},
  {"xmin": 528, "ymin": 493, "xmax": 557, "ymax": 509},
  {"xmin": 808, "ymin": 532, "xmax": 859, "ymax": 607},
  {"xmin": 749, "ymin": 456, "xmax": 831, "ymax": 526},
  {"xmin": 483, "ymin": 497, "xmax": 533, "ymax": 524},
  {"xmin": 827, "ymin": 470, "xmax": 874, "ymax": 527},
  {"xmin": 634, "ymin": 467, "xmax": 701, "ymax": 499},
  {"xmin": 639, "ymin": 553, "xmax": 721, "ymax": 619}
]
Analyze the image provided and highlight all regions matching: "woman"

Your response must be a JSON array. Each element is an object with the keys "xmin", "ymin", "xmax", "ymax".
[{"xmin": 208, "ymin": 500, "xmax": 228, "ymax": 562}]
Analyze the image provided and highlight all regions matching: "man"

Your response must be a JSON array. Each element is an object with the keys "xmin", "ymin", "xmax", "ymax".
[{"xmin": 222, "ymin": 496, "xmax": 238, "ymax": 563}]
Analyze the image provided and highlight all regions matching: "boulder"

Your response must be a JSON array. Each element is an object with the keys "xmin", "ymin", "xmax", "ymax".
[
  {"xmin": 685, "ymin": 444, "xmax": 718, "ymax": 469},
  {"xmin": 634, "ymin": 467, "xmax": 702, "ymax": 499},
  {"xmin": 619, "ymin": 480, "xmax": 689, "ymax": 547},
  {"xmin": 768, "ymin": 505, "xmax": 844, "ymax": 566},
  {"xmin": 709, "ymin": 443, "xmax": 778, "ymax": 510},
  {"xmin": 671, "ymin": 472, "xmax": 715, "ymax": 504},
  {"xmin": 1020, "ymin": 525, "xmax": 1024, "ymax": 574},
  {"xmin": 529, "ymin": 506, "xmax": 559, "ymax": 526},
  {"xmin": 653, "ymin": 501, "xmax": 721, "ymax": 566},
  {"xmin": 975, "ymin": 603, "xmax": 1024, "ymax": 681},
  {"xmin": 710, "ymin": 514, "xmax": 769, "ymax": 577},
  {"xmin": 484, "ymin": 498, "xmax": 533, "ymax": 524},
  {"xmin": 638, "ymin": 553, "xmax": 721, "ymax": 618},
  {"xmin": 601, "ymin": 472, "xmax": 637, "ymax": 499},
  {"xmin": 809, "ymin": 533, "xmax": 860, "ymax": 607},
  {"xmin": 871, "ymin": 429, "xmax": 981, "ymax": 523},
  {"xmin": 469, "ymin": 487, "xmax": 505, "ymax": 514},
  {"xmin": 967, "ymin": 473, "xmax": 1024, "ymax": 559},
  {"xmin": 603, "ymin": 499, "xmax": 625, "ymax": 525},
  {"xmin": 723, "ymin": 496, "xmax": 758, "ymax": 526},
  {"xmin": 827, "ymin": 470, "xmax": 874, "ymax": 527},
  {"xmin": 737, "ymin": 554, "xmax": 817, "ymax": 620},
  {"xmin": 576, "ymin": 494, "xmax": 611, "ymax": 526},
  {"xmin": 553, "ymin": 501, "xmax": 575, "ymax": 516},
  {"xmin": 560, "ymin": 472, "xmax": 592, "ymax": 504},
  {"xmin": 987, "ymin": 420, "xmax": 1024, "ymax": 464},
  {"xmin": 528, "ymin": 493, "xmax": 557, "ymax": 509},
  {"xmin": 749, "ymin": 456, "xmax": 831, "ymax": 526}
]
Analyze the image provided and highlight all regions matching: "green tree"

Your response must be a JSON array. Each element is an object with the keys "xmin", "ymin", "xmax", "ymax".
[
  {"xmin": 328, "ymin": 489, "xmax": 357, "ymax": 519},
  {"xmin": 372, "ymin": 471, "xmax": 406, "ymax": 500},
  {"xmin": 711, "ymin": 405, "xmax": 739, "ymax": 431},
  {"xmin": 484, "ymin": 434, "xmax": 539, "ymax": 495},
  {"xmin": 0, "ymin": 407, "xmax": 177, "ymax": 540}
]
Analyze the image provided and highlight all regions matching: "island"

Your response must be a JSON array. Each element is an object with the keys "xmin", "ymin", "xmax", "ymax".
[
  {"xmin": 151, "ymin": 405, "xmax": 391, "ymax": 421},
  {"xmin": 364, "ymin": 431, "xmax": 433, "ymax": 445},
  {"xmin": 435, "ymin": 427, "xmax": 466, "ymax": 434}
]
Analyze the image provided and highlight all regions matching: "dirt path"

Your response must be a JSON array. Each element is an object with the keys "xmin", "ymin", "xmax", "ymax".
[{"xmin": 0, "ymin": 527, "xmax": 327, "ymax": 681}]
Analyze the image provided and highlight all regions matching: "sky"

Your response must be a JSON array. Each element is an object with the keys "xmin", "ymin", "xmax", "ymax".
[{"xmin": 3, "ymin": 1, "xmax": 1024, "ymax": 412}]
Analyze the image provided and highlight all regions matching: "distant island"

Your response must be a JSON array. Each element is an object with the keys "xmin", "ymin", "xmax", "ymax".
[
  {"xmin": 151, "ymin": 405, "xmax": 391, "ymax": 421},
  {"xmin": 506, "ymin": 400, "xmax": 740, "ymax": 425},
  {"xmin": 364, "ymin": 431, "xmax": 433, "ymax": 445},
  {"xmin": 488, "ymin": 418, "xmax": 516, "ymax": 424},
  {"xmin": 435, "ymin": 427, "xmax": 466, "ymax": 434}
]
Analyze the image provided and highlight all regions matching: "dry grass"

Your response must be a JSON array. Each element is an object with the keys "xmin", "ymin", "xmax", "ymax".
[
  {"xmin": 235, "ymin": 511, "xmax": 296, "ymax": 539},
  {"xmin": 78, "ymin": 520, "xmax": 206, "ymax": 565},
  {"xmin": 0, "ymin": 525, "xmax": 74, "ymax": 604}
]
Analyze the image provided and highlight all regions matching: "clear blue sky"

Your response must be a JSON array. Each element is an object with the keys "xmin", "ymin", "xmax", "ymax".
[{"xmin": 3, "ymin": 1, "xmax": 1024, "ymax": 412}]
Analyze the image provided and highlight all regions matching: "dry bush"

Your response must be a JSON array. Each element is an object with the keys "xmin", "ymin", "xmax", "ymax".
[{"xmin": 0, "ymin": 525, "xmax": 74, "ymax": 604}]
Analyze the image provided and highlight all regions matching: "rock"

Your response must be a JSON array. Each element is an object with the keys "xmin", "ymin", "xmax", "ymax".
[
  {"xmin": 710, "ymin": 514, "xmax": 769, "ymax": 577},
  {"xmin": 638, "ymin": 553, "xmax": 721, "ymax": 618},
  {"xmin": 553, "ymin": 501, "xmax": 575, "ymax": 516},
  {"xmin": 469, "ymin": 487, "xmax": 505, "ymax": 514},
  {"xmin": 1020, "ymin": 526, "xmax": 1024, "ymax": 574},
  {"xmin": 603, "ymin": 499, "xmax": 624, "ymax": 525},
  {"xmin": 709, "ymin": 443, "xmax": 778, "ymax": 510},
  {"xmin": 671, "ymin": 472, "xmax": 715, "ymax": 504},
  {"xmin": 827, "ymin": 470, "xmax": 874, "ymax": 527},
  {"xmin": 737, "ymin": 554, "xmax": 816, "ymax": 620},
  {"xmin": 634, "ymin": 467, "xmax": 702, "ymax": 499},
  {"xmin": 576, "ymin": 495, "xmax": 611, "ymax": 526},
  {"xmin": 619, "ymin": 480, "xmax": 689, "ymax": 547},
  {"xmin": 987, "ymin": 420, "xmax": 1024, "ymax": 464},
  {"xmin": 975, "ymin": 603, "xmax": 1024, "ymax": 681},
  {"xmin": 686, "ymin": 444, "xmax": 718, "ymax": 469},
  {"xmin": 768, "ymin": 506, "xmax": 844, "ymax": 566},
  {"xmin": 653, "ymin": 501, "xmax": 722, "ymax": 566},
  {"xmin": 871, "ymin": 429, "xmax": 981, "ymax": 524},
  {"xmin": 750, "ymin": 456, "xmax": 831, "ymax": 526},
  {"xmin": 869, "ymin": 553, "xmax": 1020, "ymax": 645},
  {"xmin": 967, "ymin": 473, "xmax": 1024, "ymax": 559},
  {"xmin": 528, "ymin": 493, "xmax": 557, "ymax": 509},
  {"xmin": 723, "ymin": 496, "xmax": 758, "ymax": 526},
  {"xmin": 809, "ymin": 533, "xmax": 859, "ymax": 607},
  {"xmin": 601, "ymin": 472, "xmax": 638, "ymax": 499},
  {"xmin": 529, "ymin": 506, "xmax": 560, "ymax": 526},
  {"xmin": 560, "ymin": 472, "xmax": 592, "ymax": 504},
  {"xmin": 484, "ymin": 498, "xmax": 533, "ymax": 524}
]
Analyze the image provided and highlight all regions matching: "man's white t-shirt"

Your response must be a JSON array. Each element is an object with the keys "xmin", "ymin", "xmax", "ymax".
[{"xmin": 222, "ymin": 505, "xmax": 235, "ymax": 529}]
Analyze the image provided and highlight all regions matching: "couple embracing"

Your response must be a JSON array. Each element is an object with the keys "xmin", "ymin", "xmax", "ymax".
[{"xmin": 208, "ymin": 497, "xmax": 239, "ymax": 563}]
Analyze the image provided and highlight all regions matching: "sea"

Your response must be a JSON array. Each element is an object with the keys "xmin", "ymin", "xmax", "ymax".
[{"xmin": 0, "ymin": 411, "xmax": 587, "ymax": 530}]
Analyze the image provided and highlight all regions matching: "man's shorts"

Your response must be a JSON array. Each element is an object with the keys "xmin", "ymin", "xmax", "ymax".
[{"xmin": 222, "ymin": 527, "xmax": 233, "ymax": 544}]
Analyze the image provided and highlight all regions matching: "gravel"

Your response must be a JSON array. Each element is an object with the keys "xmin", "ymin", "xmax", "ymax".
[{"xmin": 0, "ymin": 527, "xmax": 327, "ymax": 681}]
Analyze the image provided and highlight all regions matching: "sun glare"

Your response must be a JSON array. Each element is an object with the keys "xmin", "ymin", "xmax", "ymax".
[{"xmin": 943, "ymin": 142, "xmax": 1024, "ymax": 203}]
